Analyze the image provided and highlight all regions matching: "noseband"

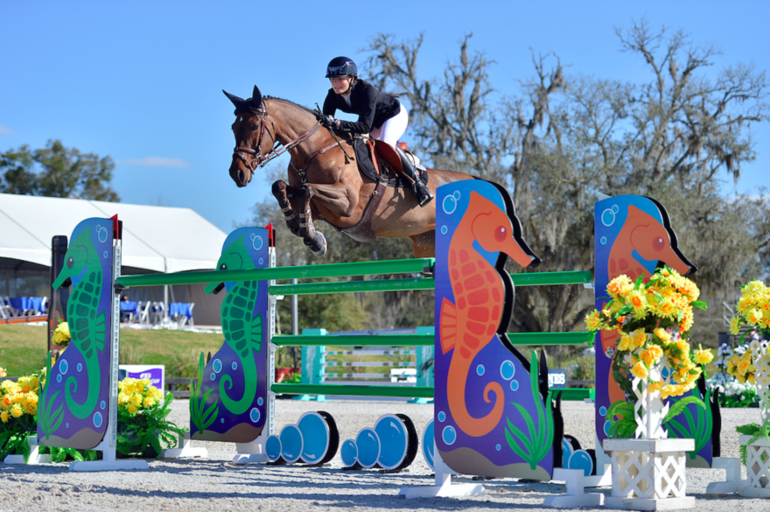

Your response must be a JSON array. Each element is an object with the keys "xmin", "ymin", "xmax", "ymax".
[{"xmin": 232, "ymin": 102, "xmax": 323, "ymax": 172}]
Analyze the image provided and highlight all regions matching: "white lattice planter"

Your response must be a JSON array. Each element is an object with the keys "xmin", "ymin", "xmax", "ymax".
[
  {"xmin": 739, "ymin": 434, "xmax": 770, "ymax": 498},
  {"xmin": 603, "ymin": 438, "xmax": 695, "ymax": 511}
]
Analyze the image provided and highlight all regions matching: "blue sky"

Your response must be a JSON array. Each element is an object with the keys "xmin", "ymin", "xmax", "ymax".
[{"xmin": 1, "ymin": 1, "xmax": 767, "ymax": 233}]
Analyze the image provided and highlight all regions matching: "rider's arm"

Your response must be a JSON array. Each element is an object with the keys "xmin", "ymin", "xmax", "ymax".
[
  {"xmin": 322, "ymin": 89, "xmax": 337, "ymax": 117},
  {"xmin": 336, "ymin": 84, "xmax": 377, "ymax": 134}
]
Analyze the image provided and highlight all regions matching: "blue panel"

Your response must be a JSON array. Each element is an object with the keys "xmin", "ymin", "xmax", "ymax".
[
  {"xmin": 373, "ymin": 415, "xmax": 407, "ymax": 470},
  {"xmin": 355, "ymin": 428, "xmax": 381, "ymax": 469},
  {"xmin": 280, "ymin": 425, "xmax": 303, "ymax": 463},
  {"xmin": 298, "ymin": 412, "xmax": 330, "ymax": 464}
]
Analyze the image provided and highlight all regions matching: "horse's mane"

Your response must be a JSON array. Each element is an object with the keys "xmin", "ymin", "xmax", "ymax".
[{"xmin": 263, "ymin": 96, "xmax": 318, "ymax": 118}]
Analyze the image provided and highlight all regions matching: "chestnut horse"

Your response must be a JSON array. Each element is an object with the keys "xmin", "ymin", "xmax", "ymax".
[{"xmin": 225, "ymin": 86, "xmax": 473, "ymax": 258}]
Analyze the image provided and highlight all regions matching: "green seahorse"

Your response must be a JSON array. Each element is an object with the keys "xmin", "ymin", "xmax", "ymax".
[
  {"xmin": 52, "ymin": 227, "xmax": 107, "ymax": 420},
  {"xmin": 204, "ymin": 235, "xmax": 263, "ymax": 416}
]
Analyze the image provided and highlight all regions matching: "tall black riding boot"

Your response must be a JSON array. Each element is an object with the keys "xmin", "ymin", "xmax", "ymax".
[{"xmin": 396, "ymin": 147, "xmax": 433, "ymax": 207}]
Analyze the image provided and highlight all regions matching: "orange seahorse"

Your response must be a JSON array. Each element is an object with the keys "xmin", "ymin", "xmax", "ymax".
[
  {"xmin": 603, "ymin": 204, "xmax": 696, "ymax": 404},
  {"xmin": 440, "ymin": 191, "xmax": 538, "ymax": 438}
]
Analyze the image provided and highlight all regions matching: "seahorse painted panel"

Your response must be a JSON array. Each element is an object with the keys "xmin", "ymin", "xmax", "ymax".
[
  {"xmin": 594, "ymin": 195, "xmax": 718, "ymax": 466},
  {"xmin": 39, "ymin": 218, "xmax": 114, "ymax": 449},
  {"xmin": 434, "ymin": 180, "xmax": 557, "ymax": 479},
  {"xmin": 190, "ymin": 227, "xmax": 269, "ymax": 442}
]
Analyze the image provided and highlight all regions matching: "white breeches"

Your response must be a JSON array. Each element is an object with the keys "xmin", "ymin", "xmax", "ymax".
[{"xmin": 370, "ymin": 103, "xmax": 408, "ymax": 145}]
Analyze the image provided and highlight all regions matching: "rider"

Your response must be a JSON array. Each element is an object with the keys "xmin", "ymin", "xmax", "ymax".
[{"xmin": 319, "ymin": 56, "xmax": 434, "ymax": 207}]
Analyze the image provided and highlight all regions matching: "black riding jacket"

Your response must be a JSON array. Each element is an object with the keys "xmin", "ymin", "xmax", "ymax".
[{"xmin": 322, "ymin": 79, "xmax": 401, "ymax": 134}]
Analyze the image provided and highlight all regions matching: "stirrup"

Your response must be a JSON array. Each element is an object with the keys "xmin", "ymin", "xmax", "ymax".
[{"xmin": 413, "ymin": 183, "xmax": 434, "ymax": 207}]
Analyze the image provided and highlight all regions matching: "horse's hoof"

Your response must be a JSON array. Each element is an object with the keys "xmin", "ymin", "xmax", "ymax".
[{"xmin": 303, "ymin": 232, "xmax": 327, "ymax": 257}]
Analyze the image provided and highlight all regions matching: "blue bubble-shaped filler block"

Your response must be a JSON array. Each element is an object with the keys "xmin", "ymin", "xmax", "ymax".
[
  {"xmin": 59, "ymin": 359, "xmax": 69, "ymax": 374},
  {"xmin": 374, "ymin": 415, "xmax": 407, "ymax": 471},
  {"xmin": 280, "ymin": 425, "xmax": 303, "ymax": 463},
  {"xmin": 442, "ymin": 426, "xmax": 457, "ymax": 446},
  {"xmin": 212, "ymin": 359, "xmax": 222, "ymax": 373},
  {"xmin": 562, "ymin": 439, "xmax": 574, "ymax": 467},
  {"xmin": 265, "ymin": 435, "xmax": 282, "ymax": 462},
  {"xmin": 250, "ymin": 407, "xmax": 261, "ymax": 423},
  {"xmin": 93, "ymin": 412, "xmax": 103, "ymax": 428},
  {"xmin": 422, "ymin": 420, "xmax": 435, "ymax": 471},
  {"xmin": 568, "ymin": 450, "xmax": 595, "ymax": 477},
  {"xmin": 500, "ymin": 360, "xmax": 515, "ymax": 380},
  {"xmin": 298, "ymin": 412, "xmax": 330, "ymax": 464},
  {"xmin": 340, "ymin": 439, "xmax": 358, "ymax": 468},
  {"xmin": 355, "ymin": 428, "xmax": 381, "ymax": 469}
]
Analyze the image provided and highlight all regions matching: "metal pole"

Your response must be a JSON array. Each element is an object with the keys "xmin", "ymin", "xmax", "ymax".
[{"xmin": 291, "ymin": 278, "xmax": 298, "ymax": 369}]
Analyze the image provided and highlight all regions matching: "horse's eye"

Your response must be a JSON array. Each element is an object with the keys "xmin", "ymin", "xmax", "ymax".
[{"xmin": 251, "ymin": 124, "xmax": 259, "ymax": 132}]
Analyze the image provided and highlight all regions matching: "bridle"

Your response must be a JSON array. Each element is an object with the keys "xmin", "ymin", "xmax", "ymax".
[{"xmin": 232, "ymin": 101, "xmax": 323, "ymax": 173}]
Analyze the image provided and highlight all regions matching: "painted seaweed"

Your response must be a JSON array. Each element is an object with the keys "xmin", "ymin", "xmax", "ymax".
[
  {"xmin": 504, "ymin": 350, "xmax": 554, "ymax": 470},
  {"xmin": 38, "ymin": 352, "xmax": 63, "ymax": 440},
  {"xmin": 190, "ymin": 351, "xmax": 218, "ymax": 434}
]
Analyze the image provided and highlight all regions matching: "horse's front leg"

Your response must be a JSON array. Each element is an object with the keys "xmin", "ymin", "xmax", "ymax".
[
  {"xmin": 271, "ymin": 180, "xmax": 300, "ymax": 236},
  {"xmin": 296, "ymin": 184, "xmax": 327, "ymax": 257}
]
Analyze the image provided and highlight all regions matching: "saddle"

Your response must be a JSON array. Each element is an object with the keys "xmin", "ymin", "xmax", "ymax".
[{"xmin": 352, "ymin": 137, "xmax": 429, "ymax": 188}]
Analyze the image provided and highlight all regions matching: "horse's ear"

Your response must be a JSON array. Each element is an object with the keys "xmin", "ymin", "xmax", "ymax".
[
  {"xmin": 223, "ymin": 90, "xmax": 245, "ymax": 108},
  {"xmin": 251, "ymin": 85, "xmax": 263, "ymax": 107}
]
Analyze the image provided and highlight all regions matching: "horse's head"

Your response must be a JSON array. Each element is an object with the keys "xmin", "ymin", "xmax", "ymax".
[{"xmin": 224, "ymin": 85, "xmax": 274, "ymax": 188}]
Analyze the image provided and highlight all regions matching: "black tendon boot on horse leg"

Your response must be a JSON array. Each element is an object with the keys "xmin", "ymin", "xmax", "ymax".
[
  {"xmin": 271, "ymin": 180, "xmax": 301, "ymax": 236},
  {"xmin": 296, "ymin": 184, "xmax": 328, "ymax": 257},
  {"xmin": 396, "ymin": 147, "xmax": 433, "ymax": 207}
]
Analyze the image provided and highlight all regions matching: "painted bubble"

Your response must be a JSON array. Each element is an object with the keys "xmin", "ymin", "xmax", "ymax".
[
  {"xmin": 476, "ymin": 365, "xmax": 485, "ymax": 376},
  {"xmin": 57, "ymin": 374, "xmax": 62, "ymax": 383},
  {"xmin": 210, "ymin": 372, "xmax": 216, "ymax": 381},
  {"xmin": 440, "ymin": 225, "xmax": 448, "ymax": 235},
  {"xmin": 251, "ymin": 234, "xmax": 264, "ymax": 250},
  {"xmin": 265, "ymin": 435, "xmax": 282, "ymax": 462},
  {"xmin": 213, "ymin": 359, "xmax": 222, "ymax": 373},
  {"xmin": 601, "ymin": 209, "xmax": 615, "ymax": 227},
  {"xmin": 259, "ymin": 258, "xmax": 264, "ymax": 265},
  {"xmin": 603, "ymin": 420, "xmax": 611, "ymax": 436},
  {"xmin": 600, "ymin": 236, "xmax": 607, "ymax": 245},
  {"xmin": 100, "ymin": 400, "xmax": 106, "ymax": 410},
  {"xmin": 612, "ymin": 204, "xmax": 619, "ymax": 213},
  {"xmin": 77, "ymin": 363, "xmax": 82, "ymax": 372},
  {"xmin": 258, "ymin": 397, "xmax": 264, "ymax": 406},
  {"xmin": 66, "ymin": 423, "xmax": 69, "ymax": 428},
  {"xmin": 442, "ymin": 194, "xmax": 458, "ymax": 215},
  {"xmin": 437, "ymin": 411, "xmax": 446, "ymax": 422},
  {"xmin": 442, "ymin": 426, "xmax": 457, "ymax": 445},
  {"xmin": 93, "ymin": 412, "xmax": 103, "ymax": 428},
  {"xmin": 59, "ymin": 359, "xmax": 69, "ymax": 374},
  {"xmin": 599, "ymin": 406, "xmax": 607, "ymax": 417},
  {"xmin": 250, "ymin": 408, "xmax": 261, "ymax": 423},
  {"xmin": 104, "ymin": 251, "xmax": 108, "ymax": 258},
  {"xmin": 510, "ymin": 380, "xmax": 519, "ymax": 392},
  {"xmin": 221, "ymin": 418, "xmax": 225, "ymax": 423},
  {"xmin": 232, "ymin": 362, "xmax": 238, "ymax": 370},
  {"xmin": 500, "ymin": 360, "xmax": 515, "ymax": 380},
  {"xmin": 97, "ymin": 225, "xmax": 108, "ymax": 242},
  {"xmin": 496, "ymin": 444, "xmax": 501, "ymax": 451}
]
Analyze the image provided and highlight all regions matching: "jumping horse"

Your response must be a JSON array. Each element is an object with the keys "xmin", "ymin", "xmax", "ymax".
[{"xmin": 225, "ymin": 86, "xmax": 473, "ymax": 258}]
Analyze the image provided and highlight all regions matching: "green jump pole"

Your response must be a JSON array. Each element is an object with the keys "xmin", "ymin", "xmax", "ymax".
[
  {"xmin": 552, "ymin": 388, "xmax": 595, "ymax": 401},
  {"xmin": 271, "ymin": 383, "xmax": 434, "ymax": 399},
  {"xmin": 506, "ymin": 331, "xmax": 593, "ymax": 345},
  {"xmin": 269, "ymin": 277, "xmax": 435, "ymax": 296},
  {"xmin": 509, "ymin": 270, "xmax": 593, "ymax": 287},
  {"xmin": 116, "ymin": 257, "xmax": 435, "ymax": 288},
  {"xmin": 273, "ymin": 334, "xmax": 434, "ymax": 347}
]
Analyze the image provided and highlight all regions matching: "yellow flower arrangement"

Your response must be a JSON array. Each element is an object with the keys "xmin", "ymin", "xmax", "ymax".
[
  {"xmin": 117, "ymin": 378, "xmax": 164, "ymax": 417},
  {"xmin": 585, "ymin": 266, "xmax": 711, "ymax": 399},
  {"xmin": 730, "ymin": 280, "xmax": 770, "ymax": 336},
  {"xmin": 51, "ymin": 321, "xmax": 71, "ymax": 348}
]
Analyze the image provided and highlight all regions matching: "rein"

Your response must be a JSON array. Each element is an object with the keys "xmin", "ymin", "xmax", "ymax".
[{"xmin": 232, "ymin": 102, "xmax": 324, "ymax": 171}]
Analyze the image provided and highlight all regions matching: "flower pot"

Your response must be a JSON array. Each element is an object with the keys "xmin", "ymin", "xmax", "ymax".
[{"xmin": 117, "ymin": 424, "xmax": 159, "ymax": 458}]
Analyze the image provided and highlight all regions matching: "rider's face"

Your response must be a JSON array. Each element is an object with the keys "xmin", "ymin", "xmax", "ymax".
[{"xmin": 330, "ymin": 76, "xmax": 353, "ymax": 95}]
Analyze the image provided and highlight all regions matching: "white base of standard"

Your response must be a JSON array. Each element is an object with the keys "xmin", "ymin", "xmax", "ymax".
[
  {"xmin": 604, "ymin": 438, "xmax": 695, "ymax": 510},
  {"xmin": 739, "ymin": 435, "xmax": 770, "ymax": 497},
  {"xmin": 160, "ymin": 432, "xmax": 208, "ymax": 459},
  {"xmin": 542, "ymin": 468, "xmax": 607, "ymax": 508},
  {"xmin": 705, "ymin": 457, "xmax": 743, "ymax": 495},
  {"xmin": 3, "ymin": 437, "xmax": 52, "ymax": 464},
  {"xmin": 398, "ymin": 476, "xmax": 485, "ymax": 499},
  {"xmin": 231, "ymin": 434, "xmax": 268, "ymax": 464}
]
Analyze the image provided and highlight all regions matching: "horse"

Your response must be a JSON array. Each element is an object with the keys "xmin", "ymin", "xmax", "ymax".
[{"xmin": 224, "ymin": 85, "xmax": 474, "ymax": 258}]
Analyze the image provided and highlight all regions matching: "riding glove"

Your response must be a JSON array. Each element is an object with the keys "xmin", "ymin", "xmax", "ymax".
[{"xmin": 319, "ymin": 114, "xmax": 336, "ymax": 128}]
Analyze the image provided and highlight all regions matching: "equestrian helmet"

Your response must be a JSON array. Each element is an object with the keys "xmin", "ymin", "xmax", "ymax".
[{"xmin": 326, "ymin": 57, "xmax": 358, "ymax": 78}]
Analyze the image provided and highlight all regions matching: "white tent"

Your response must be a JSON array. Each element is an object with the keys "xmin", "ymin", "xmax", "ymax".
[{"xmin": 0, "ymin": 193, "xmax": 229, "ymax": 325}]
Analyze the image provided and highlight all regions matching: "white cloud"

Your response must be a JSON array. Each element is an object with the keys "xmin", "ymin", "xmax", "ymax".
[
  {"xmin": 118, "ymin": 157, "xmax": 191, "ymax": 168},
  {"xmin": 0, "ymin": 124, "xmax": 16, "ymax": 135}
]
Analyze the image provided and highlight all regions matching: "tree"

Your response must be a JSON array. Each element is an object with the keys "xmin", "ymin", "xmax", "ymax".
[
  {"xmin": 364, "ymin": 20, "xmax": 770, "ymax": 351},
  {"xmin": 0, "ymin": 139, "xmax": 119, "ymax": 201}
]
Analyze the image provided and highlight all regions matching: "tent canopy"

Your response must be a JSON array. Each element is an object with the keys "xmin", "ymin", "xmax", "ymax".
[{"xmin": 0, "ymin": 194, "xmax": 227, "ymax": 273}]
